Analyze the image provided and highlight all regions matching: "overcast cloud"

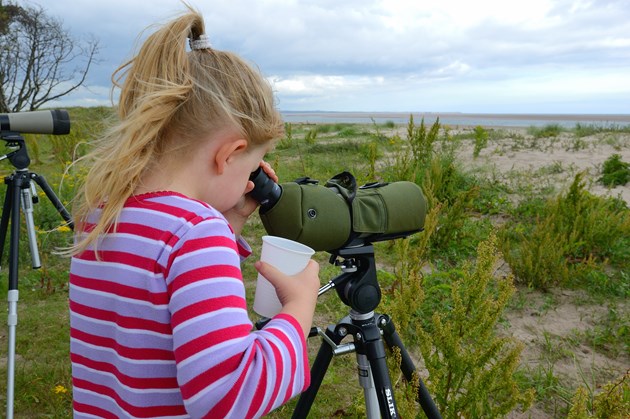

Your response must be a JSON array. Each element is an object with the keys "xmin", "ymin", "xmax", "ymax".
[{"xmin": 41, "ymin": 0, "xmax": 630, "ymax": 113}]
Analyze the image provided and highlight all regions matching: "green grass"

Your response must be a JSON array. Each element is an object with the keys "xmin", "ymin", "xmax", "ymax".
[
  {"xmin": 527, "ymin": 123, "xmax": 565, "ymax": 138},
  {"xmin": 0, "ymin": 108, "xmax": 629, "ymax": 417}
]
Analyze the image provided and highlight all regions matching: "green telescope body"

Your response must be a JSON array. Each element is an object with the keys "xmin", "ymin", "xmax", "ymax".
[{"xmin": 249, "ymin": 169, "xmax": 427, "ymax": 252}]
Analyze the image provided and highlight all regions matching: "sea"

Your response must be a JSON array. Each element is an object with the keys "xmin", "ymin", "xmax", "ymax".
[{"xmin": 281, "ymin": 111, "xmax": 630, "ymax": 128}]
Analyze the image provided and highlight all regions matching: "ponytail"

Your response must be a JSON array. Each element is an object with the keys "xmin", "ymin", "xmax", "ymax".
[{"xmin": 71, "ymin": 6, "xmax": 283, "ymax": 255}]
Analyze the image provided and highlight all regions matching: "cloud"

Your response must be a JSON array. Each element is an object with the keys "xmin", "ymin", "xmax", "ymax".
[{"xmin": 40, "ymin": 0, "xmax": 630, "ymax": 113}]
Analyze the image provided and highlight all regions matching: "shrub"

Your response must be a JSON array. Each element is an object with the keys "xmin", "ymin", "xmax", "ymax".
[
  {"xmin": 527, "ymin": 123, "xmax": 564, "ymax": 138},
  {"xmin": 415, "ymin": 234, "xmax": 535, "ymax": 417},
  {"xmin": 599, "ymin": 154, "xmax": 630, "ymax": 187},
  {"xmin": 337, "ymin": 126, "xmax": 357, "ymax": 137},
  {"xmin": 501, "ymin": 216, "xmax": 570, "ymax": 289},
  {"xmin": 384, "ymin": 120, "xmax": 395, "ymax": 129},
  {"xmin": 501, "ymin": 172, "xmax": 630, "ymax": 289}
]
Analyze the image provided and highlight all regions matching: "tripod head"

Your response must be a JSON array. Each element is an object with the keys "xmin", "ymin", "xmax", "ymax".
[
  {"xmin": 327, "ymin": 244, "xmax": 381, "ymax": 314},
  {"xmin": 316, "ymin": 224, "xmax": 420, "ymax": 314},
  {"xmin": 0, "ymin": 109, "xmax": 71, "ymax": 171},
  {"xmin": 0, "ymin": 134, "xmax": 30, "ymax": 170}
]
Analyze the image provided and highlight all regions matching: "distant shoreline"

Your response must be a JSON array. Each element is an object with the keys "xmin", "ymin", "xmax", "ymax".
[{"xmin": 281, "ymin": 111, "xmax": 630, "ymax": 128}]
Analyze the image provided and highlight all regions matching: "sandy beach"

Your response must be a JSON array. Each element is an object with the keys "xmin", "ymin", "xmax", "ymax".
[{"xmin": 451, "ymin": 126, "xmax": 630, "ymax": 205}]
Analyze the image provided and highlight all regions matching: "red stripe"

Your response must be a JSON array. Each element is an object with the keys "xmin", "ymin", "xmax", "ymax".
[
  {"xmin": 167, "ymin": 264, "xmax": 242, "ymax": 296},
  {"xmin": 179, "ymin": 353, "xmax": 242, "ymax": 398},
  {"xmin": 268, "ymin": 328, "xmax": 297, "ymax": 404},
  {"xmin": 245, "ymin": 341, "xmax": 270, "ymax": 418},
  {"xmin": 263, "ymin": 338, "xmax": 284, "ymax": 414},
  {"xmin": 165, "ymin": 235, "xmax": 238, "ymax": 279},
  {"xmin": 71, "ymin": 353, "xmax": 178, "ymax": 390},
  {"xmin": 236, "ymin": 240, "xmax": 252, "ymax": 258},
  {"xmin": 70, "ymin": 300, "xmax": 171, "ymax": 335},
  {"xmin": 175, "ymin": 324, "xmax": 252, "ymax": 362},
  {"xmin": 73, "ymin": 378, "xmax": 187, "ymax": 418},
  {"xmin": 170, "ymin": 295, "xmax": 246, "ymax": 329},
  {"xmin": 125, "ymin": 197, "xmax": 206, "ymax": 218},
  {"xmin": 179, "ymin": 234, "xmax": 237, "ymax": 253},
  {"xmin": 205, "ymin": 349, "xmax": 257, "ymax": 418},
  {"xmin": 73, "ymin": 401, "xmax": 118, "ymax": 419},
  {"xmin": 276, "ymin": 313, "xmax": 311, "ymax": 391},
  {"xmin": 76, "ymin": 220, "xmax": 95, "ymax": 234},
  {"xmin": 80, "ymin": 249, "xmax": 162, "ymax": 273},
  {"xmin": 113, "ymin": 221, "xmax": 169, "ymax": 240},
  {"xmin": 71, "ymin": 273, "xmax": 169, "ymax": 305},
  {"xmin": 71, "ymin": 328, "xmax": 174, "ymax": 361}
]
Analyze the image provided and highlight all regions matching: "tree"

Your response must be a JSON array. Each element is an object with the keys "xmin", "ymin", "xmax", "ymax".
[{"xmin": 0, "ymin": 1, "xmax": 98, "ymax": 112}]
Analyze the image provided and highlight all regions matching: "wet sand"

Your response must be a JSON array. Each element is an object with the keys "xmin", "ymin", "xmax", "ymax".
[{"xmin": 282, "ymin": 111, "xmax": 630, "ymax": 127}]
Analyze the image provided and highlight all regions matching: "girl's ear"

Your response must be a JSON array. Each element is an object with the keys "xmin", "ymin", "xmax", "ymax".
[{"xmin": 215, "ymin": 138, "xmax": 248, "ymax": 174}]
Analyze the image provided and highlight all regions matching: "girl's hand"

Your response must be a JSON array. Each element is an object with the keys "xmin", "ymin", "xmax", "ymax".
[
  {"xmin": 222, "ymin": 161, "xmax": 277, "ymax": 236},
  {"xmin": 254, "ymin": 259, "xmax": 320, "ymax": 338}
]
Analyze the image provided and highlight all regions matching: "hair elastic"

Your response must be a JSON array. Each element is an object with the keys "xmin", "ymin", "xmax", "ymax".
[{"xmin": 189, "ymin": 34, "xmax": 212, "ymax": 50}]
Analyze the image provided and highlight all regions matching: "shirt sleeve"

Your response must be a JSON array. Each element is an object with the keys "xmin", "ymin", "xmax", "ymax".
[
  {"xmin": 165, "ymin": 216, "xmax": 310, "ymax": 419},
  {"xmin": 235, "ymin": 235, "xmax": 252, "ymax": 260}
]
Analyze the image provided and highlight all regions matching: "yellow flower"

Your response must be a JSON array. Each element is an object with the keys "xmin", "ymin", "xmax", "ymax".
[
  {"xmin": 56, "ymin": 225, "xmax": 72, "ymax": 233},
  {"xmin": 53, "ymin": 385, "xmax": 68, "ymax": 394}
]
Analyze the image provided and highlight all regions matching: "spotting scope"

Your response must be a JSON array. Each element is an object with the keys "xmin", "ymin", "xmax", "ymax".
[
  {"xmin": 0, "ymin": 110, "xmax": 70, "ymax": 135},
  {"xmin": 249, "ymin": 168, "xmax": 427, "ymax": 252}
]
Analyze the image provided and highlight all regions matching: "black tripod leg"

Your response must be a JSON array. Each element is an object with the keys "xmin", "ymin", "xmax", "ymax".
[
  {"xmin": 379, "ymin": 314, "xmax": 442, "ymax": 419},
  {"xmin": 8, "ymin": 174, "xmax": 23, "ymax": 290},
  {"xmin": 30, "ymin": 173, "xmax": 73, "ymax": 229},
  {"xmin": 292, "ymin": 325, "xmax": 343, "ymax": 418},
  {"xmin": 0, "ymin": 177, "xmax": 14, "ymax": 265},
  {"xmin": 358, "ymin": 320, "xmax": 399, "ymax": 419}
]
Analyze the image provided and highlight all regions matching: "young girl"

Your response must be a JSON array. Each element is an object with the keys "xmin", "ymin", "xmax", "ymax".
[{"xmin": 69, "ymin": 7, "xmax": 320, "ymax": 418}]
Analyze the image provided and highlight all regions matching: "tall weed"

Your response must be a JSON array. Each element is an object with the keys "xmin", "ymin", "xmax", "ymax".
[
  {"xmin": 277, "ymin": 122, "xmax": 294, "ymax": 149},
  {"xmin": 407, "ymin": 114, "xmax": 440, "ymax": 166},
  {"xmin": 415, "ymin": 234, "xmax": 535, "ymax": 417},
  {"xmin": 304, "ymin": 127, "xmax": 318, "ymax": 145},
  {"xmin": 473, "ymin": 125, "xmax": 489, "ymax": 158},
  {"xmin": 567, "ymin": 371, "xmax": 629, "ymax": 419}
]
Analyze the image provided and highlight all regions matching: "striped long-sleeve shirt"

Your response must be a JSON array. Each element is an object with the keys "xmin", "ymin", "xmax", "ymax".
[{"xmin": 70, "ymin": 191, "xmax": 310, "ymax": 418}]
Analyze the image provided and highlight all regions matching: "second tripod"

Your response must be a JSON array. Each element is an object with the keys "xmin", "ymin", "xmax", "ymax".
[{"xmin": 0, "ymin": 132, "xmax": 73, "ymax": 419}]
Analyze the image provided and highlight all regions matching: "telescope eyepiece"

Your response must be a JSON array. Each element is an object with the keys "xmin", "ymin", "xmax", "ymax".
[{"xmin": 248, "ymin": 167, "xmax": 282, "ymax": 212}]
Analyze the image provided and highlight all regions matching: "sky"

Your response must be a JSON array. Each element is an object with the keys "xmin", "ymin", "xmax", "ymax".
[{"xmin": 40, "ymin": 0, "xmax": 630, "ymax": 114}]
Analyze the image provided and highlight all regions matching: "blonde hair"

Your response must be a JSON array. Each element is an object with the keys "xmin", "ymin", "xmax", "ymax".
[{"xmin": 71, "ymin": 6, "xmax": 283, "ymax": 255}]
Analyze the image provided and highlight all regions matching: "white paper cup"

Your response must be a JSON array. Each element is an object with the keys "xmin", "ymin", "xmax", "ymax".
[{"xmin": 253, "ymin": 236, "xmax": 315, "ymax": 318}]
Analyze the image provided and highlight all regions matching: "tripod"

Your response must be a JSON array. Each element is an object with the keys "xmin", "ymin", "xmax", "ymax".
[
  {"xmin": 0, "ymin": 132, "xmax": 73, "ymax": 419},
  {"xmin": 292, "ymin": 244, "xmax": 442, "ymax": 418}
]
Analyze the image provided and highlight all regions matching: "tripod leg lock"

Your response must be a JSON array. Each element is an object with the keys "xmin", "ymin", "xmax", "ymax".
[{"xmin": 7, "ymin": 289, "xmax": 18, "ymax": 326}]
